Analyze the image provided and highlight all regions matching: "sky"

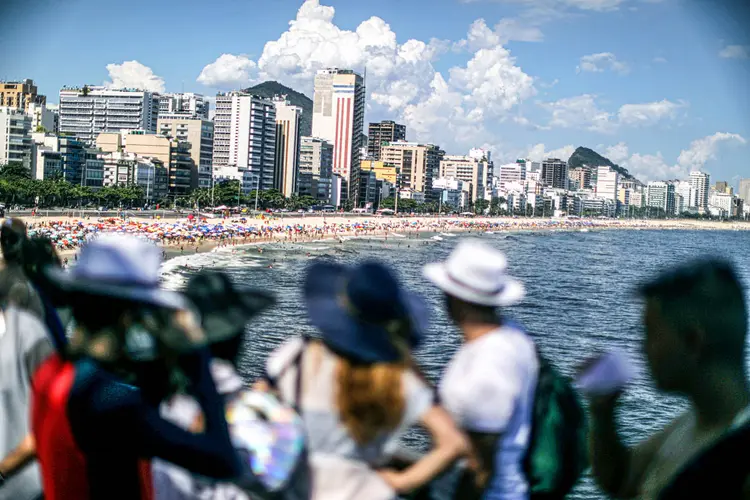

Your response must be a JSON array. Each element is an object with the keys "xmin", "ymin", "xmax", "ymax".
[{"xmin": 2, "ymin": 0, "xmax": 749, "ymax": 186}]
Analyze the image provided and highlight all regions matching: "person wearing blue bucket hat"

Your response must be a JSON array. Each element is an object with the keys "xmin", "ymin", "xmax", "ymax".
[{"xmin": 261, "ymin": 259, "xmax": 468, "ymax": 500}]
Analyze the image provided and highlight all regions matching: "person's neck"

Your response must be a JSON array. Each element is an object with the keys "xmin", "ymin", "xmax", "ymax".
[
  {"xmin": 460, "ymin": 321, "xmax": 501, "ymax": 343},
  {"xmin": 689, "ymin": 364, "xmax": 750, "ymax": 431}
]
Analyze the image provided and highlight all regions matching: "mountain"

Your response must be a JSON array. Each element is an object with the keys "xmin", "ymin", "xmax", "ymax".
[
  {"xmin": 242, "ymin": 81, "xmax": 313, "ymax": 137},
  {"xmin": 567, "ymin": 146, "xmax": 633, "ymax": 180}
]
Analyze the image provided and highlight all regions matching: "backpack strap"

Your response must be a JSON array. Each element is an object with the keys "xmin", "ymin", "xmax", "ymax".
[{"xmin": 265, "ymin": 335, "xmax": 310, "ymax": 411}]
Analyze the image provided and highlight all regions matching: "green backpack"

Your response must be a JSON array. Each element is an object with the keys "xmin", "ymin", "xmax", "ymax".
[{"xmin": 523, "ymin": 352, "xmax": 589, "ymax": 499}]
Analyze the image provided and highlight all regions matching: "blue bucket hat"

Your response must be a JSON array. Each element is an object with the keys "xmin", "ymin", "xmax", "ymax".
[{"xmin": 304, "ymin": 260, "xmax": 429, "ymax": 364}]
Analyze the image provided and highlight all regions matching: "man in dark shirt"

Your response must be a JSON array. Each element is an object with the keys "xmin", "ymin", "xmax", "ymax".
[{"xmin": 0, "ymin": 219, "xmax": 44, "ymax": 318}]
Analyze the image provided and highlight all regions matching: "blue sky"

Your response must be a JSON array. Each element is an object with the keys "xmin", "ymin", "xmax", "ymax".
[{"xmin": 2, "ymin": 0, "xmax": 749, "ymax": 186}]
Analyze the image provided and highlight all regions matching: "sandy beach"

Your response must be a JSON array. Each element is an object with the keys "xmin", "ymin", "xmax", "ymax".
[{"xmin": 4, "ymin": 214, "xmax": 748, "ymax": 261}]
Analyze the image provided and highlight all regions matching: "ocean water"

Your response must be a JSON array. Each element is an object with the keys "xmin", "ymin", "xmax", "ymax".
[{"xmin": 162, "ymin": 229, "xmax": 750, "ymax": 499}]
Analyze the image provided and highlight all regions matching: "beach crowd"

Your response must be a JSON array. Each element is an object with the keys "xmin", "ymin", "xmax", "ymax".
[
  {"xmin": 1, "ymin": 215, "xmax": 749, "ymax": 500},
  {"xmin": 24, "ymin": 216, "xmax": 626, "ymax": 254}
]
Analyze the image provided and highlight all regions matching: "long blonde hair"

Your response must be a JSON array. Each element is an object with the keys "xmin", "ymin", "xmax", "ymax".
[
  {"xmin": 334, "ymin": 319, "xmax": 414, "ymax": 445},
  {"xmin": 335, "ymin": 357, "xmax": 407, "ymax": 445}
]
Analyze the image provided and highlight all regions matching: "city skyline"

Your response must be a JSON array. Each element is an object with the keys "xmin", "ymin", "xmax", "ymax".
[{"xmin": 1, "ymin": 0, "xmax": 749, "ymax": 185}]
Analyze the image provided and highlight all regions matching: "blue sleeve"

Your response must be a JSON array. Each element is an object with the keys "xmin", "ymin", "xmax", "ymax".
[
  {"xmin": 78, "ymin": 351, "xmax": 242, "ymax": 480},
  {"xmin": 37, "ymin": 289, "xmax": 68, "ymax": 355}
]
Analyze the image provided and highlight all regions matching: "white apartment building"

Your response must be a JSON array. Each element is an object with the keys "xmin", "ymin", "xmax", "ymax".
[
  {"xmin": 439, "ymin": 153, "xmax": 491, "ymax": 202},
  {"xmin": 298, "ymin": 136, "xmax": 333, "ymax": 203},
  {"xmin": 100, "ymin": 151, "xmax": 167, "ymax": 200},
  {"xmin": 213, "ymin": 92, "xmax": 277, "ymax": 192},
  {"xmin": 689, "ymin": 171, "xmax": 710, "ymax": 213},
  {"xmin": 158, "ymin": 116, "xmax": 214, "ymax": 189},
  {"xmin": 58, "ymin": 86, "xmax": 159, "ymax": 146},
  {"xmin": 273, "ymin": 97, "xmax": 302, "ymax": 198},
  {"xmin": 158, "ymin": 93, "xmax": 209, "ymax": 119},
  {"xmin": 709, "ymin": 191, "xmax": 733, "ymax": 216},
  {"xmin": 27, "ymin": 102, "xmax": 58, "ymax": 133},
  {"xmin": 311, "ymin": 68, "xmax": 366, "ymax": 203},
  {"xmin": 595, "ymin": 166, "xmax": 619, "ymax": 202},
  {"xmin": 433, "ymin": 177, "xmax": 471, "ymax": 209},
  {"xmin": 498, "ymin": 162, "xmax": 526, "ymax": 190},
  {"xmin": 0, "ymin": 107, "xmax": 33, "ymax": 169}
]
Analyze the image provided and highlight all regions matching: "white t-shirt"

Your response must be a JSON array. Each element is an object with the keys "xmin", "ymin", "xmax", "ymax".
[
  {"xmin": 439, "ymin": 325, "xmax": 539, "ymax": 500},
  {"xmin": 266, "ymin": 337, "xmax": 435, "ymax": 500}
]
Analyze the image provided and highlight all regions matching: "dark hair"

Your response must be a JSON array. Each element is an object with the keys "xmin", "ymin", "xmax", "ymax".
[
  {"xmin": 21, "ymin": 236, "xmax": 61, "ymax": 284},
  {"xmin": 445, "ymin": 294, "xmax": 501, "ymax": 325},
  {"xmin": 639, "ymin": 258, "xmax": 748, "ymax": 365},
  {"xmin": 1, "ymin": 218, "xmax": 27, "ymax": 264}
]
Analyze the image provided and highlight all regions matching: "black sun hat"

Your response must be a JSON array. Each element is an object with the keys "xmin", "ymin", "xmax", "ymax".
[{"xmin": 184, "ymin": 271, "xmax": 276, "ymax": 344}]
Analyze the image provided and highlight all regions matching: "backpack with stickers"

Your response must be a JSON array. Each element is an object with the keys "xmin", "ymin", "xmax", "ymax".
[{"xmin": 523, "ymin": 350, "xmax": 589, "ymax": 499}]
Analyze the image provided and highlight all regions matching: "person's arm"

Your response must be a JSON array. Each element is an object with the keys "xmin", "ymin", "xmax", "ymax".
[
  {"xmin": 379, "ymin": 405, "xmax": 469, "ymax": 494},
  {"xmin": 0, "ymin": 435, "xmax": 35, "ymax": 484},
  {"xmin": 588, "ymin": 394, "xmax": 675, "ymax": 499}
]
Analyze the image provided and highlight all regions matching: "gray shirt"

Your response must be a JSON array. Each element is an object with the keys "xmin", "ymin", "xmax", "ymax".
[{"xmin": 0, "ymin": 306, "xmax": 54, "ymax": 500}]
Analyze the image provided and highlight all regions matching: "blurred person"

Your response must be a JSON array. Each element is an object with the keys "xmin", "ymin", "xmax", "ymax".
[
  {"xmin": 0, "ymin": 296, "xmax": 54, "ymax": 499},
  {"xmin": 587, "ymin": 259, "xmax": 750, "ymax": 499},
  {"xmin": 152, "ymin": 270, "xmax": 276, "ymax": 499},
  {"xmin": 423, "ymin": 239, "xmax": 539, "ymax": 500},
  {"xmin": 31, "ymin": 235, "xmax": 243, "ymax": 500},
  {"xmin": 261, "ymin": 260, "xmax": 468, "ymax": 500},
  {"xmin": 0, "ymin": 218, "xmax": 44, "ymax": 317}
]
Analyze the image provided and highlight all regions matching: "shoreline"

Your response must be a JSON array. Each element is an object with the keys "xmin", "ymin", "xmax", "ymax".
[{"xmin": 5, "ymin": 214, "xmax": 747, "ymax": 261}]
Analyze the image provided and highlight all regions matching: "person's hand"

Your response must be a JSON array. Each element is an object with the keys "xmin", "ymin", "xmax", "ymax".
[
  {"xmin": 377, "ymin": 468, "xmax": 408, "ymax": 493},
  {"xmin": 158, "ymin": 308, "xmax": 206, "ymax": 353},
  {"xmin": 575, "ymin": 353, "xmax": 624, "ymax": 414}
]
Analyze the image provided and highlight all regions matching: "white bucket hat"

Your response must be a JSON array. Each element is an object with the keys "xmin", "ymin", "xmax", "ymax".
[{"xmin": 423, "ymin": 238, "xmax": 525, "ymax": 307}]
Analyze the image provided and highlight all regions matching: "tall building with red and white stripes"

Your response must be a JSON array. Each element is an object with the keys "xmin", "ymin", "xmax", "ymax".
[{"xmin": 311, "ymin": 68, "xmax": 366, "ymax": 206}]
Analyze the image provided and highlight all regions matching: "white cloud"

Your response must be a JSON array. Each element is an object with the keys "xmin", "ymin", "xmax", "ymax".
[
  {"xmin": 449, "ymin": 46, "xmax": 537, "ymax": 117},
  {"xmin": 195, "ymin": 0, "xmax": 536, "ymax": 157},
  {"xmin": 539, "ymin": 94, "xmax": 616, "ymax": 133},
  {"xmin": 652, "ymin": 56, "xmax": 667, "ymax": 63},
  {"xmin": 495, "ymin": 18, "xmax": 545, "ymax": 43},
  {"xmin": 105, "ymin": 61, "xmax": 165, "ymax": 93},
  {"xmin": 197, "ymin": 54, "xmax": 259, "ymax": 89},
  {"xmin": 677, "ymin": 132, "xmax": 747, "ymax": 170},
  {"xmin": 617, "ymin": 99, "xmax": 686, "ymax": 125},
  {"xmin": 454, "ymin": 17, "xmax": 544, "ymax": 50},
  {"xmin": 583, "ymin": 132, "xmax": 748, "ymax": 182},
  {"xmin": 540, "ymin": 95, "xmax": 686, "ymax": 132},
  {"xmin": 718, "ymin": 45, "xmax": 750, "ymax": 59},
  {"xmin": 527, "ymin": 143, "xmax": 577, "ymax": 162},
  {"xmin": 577, "ymin": 52, "xmax": 630, "ymax": 74}
]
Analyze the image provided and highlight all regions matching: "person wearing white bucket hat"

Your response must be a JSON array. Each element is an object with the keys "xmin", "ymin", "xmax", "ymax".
[{"xmin": 424, "ymin": 239, "xmax": 539, "ymax": 500}]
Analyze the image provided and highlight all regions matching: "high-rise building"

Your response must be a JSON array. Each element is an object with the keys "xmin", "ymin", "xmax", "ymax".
[
  {"xmin": 361, "ymin": 160, "xmax": 399, "ymax": 185},
  {"xmin": 541, "ymin": 158, "xmax": 569, "ymax": 190},
  {"xmin": 158, "ymin": 93, "xmax": 209, "ymax": 119},
  {"xmin": 739, "ymin": 178, "xmax": 750, "ymax": 203},
  {"xmin": 311, "ymin": 69, "xmax": 366, "ymax": 204},
  {"xmin": 27, "ymin": 103, "xmax": 58, "ymax": 134},
  {"xmin": 273, "ymin": 97, "xmax": 302, "ymax": 197},
  {"xmin": 689, "ymin": 171, "xmax": 710, "ymax": 212},
  {"xmin": 498, "ymin": 162, "xmax": 526, "ymax": 190},
  {"xmin": 595, "ymin": 166, "xmax": 619, "ymax": 201},
  {"xmin": 158, "ymin": 116, "xmax": 214, "ymax": 189},
  {"xmin": 382, "ymin": 141, "xmax": 443, "ymax": 200},
  {"xmin": 97, "ymin": 131, "xmax": 195, "ymax": 195},
  {"xmin": 646, "ymin": 181, "xmax": 675, "ymax": 214},
  {"xmin": 569, "ymin": 167, "xmax": 592, "ymax": 190},
  {"xmin": 58, "ymin": 86, "xmax": 160, "ymax": 146},
  {"xmin": 213, "ymin": 92, "xmax": 277, "ymax": 192},
  {"xmin": 30, "ymin": 132, "xmax": 102, "ymax": 188},
  {"xmin": 676, "ymin": 181, "xmax": 691, "ymax": 213},
  {"xmin": 0, "ymin": 79, "xmax": 45, "ymax": 111},
  {"xmin": 0, "ymin": 107, "xmax": 33, "ymax": 169},
  {"xmin": 298, "ymin": 136, "xmax": 333, "ymax": 203},
  {"xmin": 367, "ymin": 120, "xmax": 406, "ymax": 160},
  {"xmin": 439, "ymin": 152, "xmax": 491, "ymax": 202}
]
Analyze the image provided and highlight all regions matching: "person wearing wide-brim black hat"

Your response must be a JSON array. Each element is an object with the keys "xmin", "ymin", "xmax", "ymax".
[
  {"xmin": 30, "ymin": 235, "xmax": 243, "ymax": 500},
  {"xmin": 262, "ymin": 259, "xmax": 467, "ymax": 500},
  {"xmin": 153, "ymin": 270, "xmax": 276, "ymax": 500}
]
